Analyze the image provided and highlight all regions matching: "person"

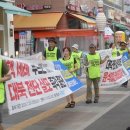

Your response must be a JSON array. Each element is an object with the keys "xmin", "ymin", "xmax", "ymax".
[
  {"xmin": 71, "ymin": 44, "xmax": 83, "ymax": 78},
  {"xmin": 84, "ymin": 43, "xmax": 109, "ymax": 104},
  {"xmin": 118, "ymin": 41, "xmax": 130, "ymax": 88},
  {"xmin": 59, "ymin": 47, "xmax": 78, "ymax": 108},
  {"xmin": 109, "ymin": 43, "xmax": 119, "ymax": 57},
  {"xmin": 0, "ymin": 59, "xmax": 11, "ymax": 130},
  {"xmin": 44, "ymin": 38, "xmax": 61, "ymax": 61}
]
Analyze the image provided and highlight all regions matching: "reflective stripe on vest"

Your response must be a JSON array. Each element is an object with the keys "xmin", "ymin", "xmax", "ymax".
[
  {"xmin": 87, "ymin": 53, "xmax": 100, "ymax": 79},
  {"xmin": 71, "ymin": 51, "xmax": 82, "ymax": 68},
  {"xmin": 59, "ymin": 56, "xmax": 76, "ymax": 76},
  {"xmin": 0, "ymin": 59, "xmax": 5, "ymax": 104},
  {"xmin": 46, "ymin": 47, "xmax": 58, "ymax": 61}
]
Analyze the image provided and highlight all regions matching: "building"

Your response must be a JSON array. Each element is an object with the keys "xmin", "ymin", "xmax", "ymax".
[
  {"xmin": 14, "ymin": 0, "xmax": 98, "ymax": 57},
  {"xmin": 0, "ymin": 0, "xmax": 31, "ymax": 57}
]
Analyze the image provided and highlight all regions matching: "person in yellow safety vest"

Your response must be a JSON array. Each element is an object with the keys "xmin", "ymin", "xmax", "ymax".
[
  {"xmin": 71, "ymin": 44, "xmax": 83, "ymax": 78},
  {"xmin": 118, "ymin": 41, "xmax": 130, "ymax": 88},
  {"xmin": 109, "ymin": 43, "xmax": 119, "ymax": 57},
  {"xmin": 84, "ymin": 44, "xmax": 109, "ymax": 104},
  {"xmin": 0, "ymin": 59, "xmax": 11, "ymax": 130},
  {"xmin": 44, "ymin": 38, "xmax": 61, "ymax": 61},
  {"xmin": 59, "ymin": 47, "xmax": 78, "ymax": 108}
]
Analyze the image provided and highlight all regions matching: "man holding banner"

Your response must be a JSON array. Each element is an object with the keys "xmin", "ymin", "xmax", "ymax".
[
  {"xmin": 84, "ymin": 44, "xmax": 109, "ymax": 104},
  {"xmin": 44, "ymin": 38, "xmax": 61, "ymax": 61},
  {"xmin": 0, "ymin": 59, "xmax": 11, "ymax": 130}
]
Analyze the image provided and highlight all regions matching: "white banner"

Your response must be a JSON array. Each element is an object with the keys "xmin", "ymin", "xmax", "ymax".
[
  {"xmin": 100, "ymin": 56, "xmax": 129, "ymax": 88},
  {"xmin": 6, "ymin": 72, "xmax": 70, "ymax": 115}
]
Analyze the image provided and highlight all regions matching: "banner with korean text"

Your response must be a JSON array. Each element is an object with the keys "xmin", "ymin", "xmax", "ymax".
[
  {"xmin": 100, "ymin": 56, "xmax": 129, "ymax": 88},
  {"xmin": 0, "ymin": 55, "xmax": 84, "ymax": 115}
]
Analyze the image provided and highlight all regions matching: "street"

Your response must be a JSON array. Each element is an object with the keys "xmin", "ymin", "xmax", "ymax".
[{"xmin": 2, "ymin": 78, "xmax": 130, "ymax": 130}]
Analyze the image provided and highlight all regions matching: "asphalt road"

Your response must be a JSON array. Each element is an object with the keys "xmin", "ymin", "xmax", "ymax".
[{"xmin": 85, "ymin": 95, "xmax": 130, "ymax": 130}]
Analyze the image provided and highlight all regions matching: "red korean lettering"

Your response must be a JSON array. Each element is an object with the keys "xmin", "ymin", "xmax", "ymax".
[
  {"xmin": 17, "ymin": 62, "xmax": 30, "ymax": 77},
  {"xmin": 6, "ymin": 60, "xmax": 15, "ymax": 78},
  {"xmin": 109, "ymin": 72, "xmax": 115, "ymax": 82},
  {"xmin": 8, "ymin": 82, "xmax": 28, "ymax": 101},
  {"xmin": 38, "ymin": 78, "xmax": 53, "ymax": 93},
  {"xmin": 116, "ymin": 69, "xmax": 123, "ymax": 80},
  {"xmin": 25, "ymin": 80, "xmax": 42, "ymax": 97},
  {"xmin": 102, "ymin": 72, "xmax": 109, "ymax": 82}
]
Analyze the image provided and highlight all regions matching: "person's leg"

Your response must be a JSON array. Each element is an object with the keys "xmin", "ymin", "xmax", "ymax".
[
  {"xmin": 93, "ymin": 78, "xmax": 100, "ymax": 103},
  {"xmin": 65, "ymin": 96, "xmax": 71, "ymax": 108},
  {"xmin": 0, "ymin": 105, "xmax": 3, "ymax": 130},
  {"xmin": 70, "ymin": 94, "xmax": 75, "ymax": 108},
  {"xmin": 86, "ymin": 77, "xmax": 92, "ymax": 103}
]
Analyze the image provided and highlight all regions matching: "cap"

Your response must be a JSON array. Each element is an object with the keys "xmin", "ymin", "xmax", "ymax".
[
  {"xmin": 89, "ymin": 43, "xmax": 96, "ymax": 48},
  {"xmin": 48, "ymin": 38, "xmax": 57, "ymax": 43},
  {"xmin": 72, "ymin": 44, "xmax": 79, "ymax": 49},
  {"xmin": 120, "ymin": 41, "xmax": 127, "ymax": 46}
]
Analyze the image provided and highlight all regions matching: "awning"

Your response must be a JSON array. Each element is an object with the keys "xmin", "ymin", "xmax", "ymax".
[
  {"xmin": 14, "ymin": 13, "xmax": 63, "ymax": 30},
  {"xmin": 0, "ymin": 2, "xmax": 31, "ymax": 16},
  {"xmin": 112, "ymin": 22, "xmax": 128, "ymax": 30},
  {"xmin": 69, "ymin": 13, "xmax": 96, "ymax": 25}
]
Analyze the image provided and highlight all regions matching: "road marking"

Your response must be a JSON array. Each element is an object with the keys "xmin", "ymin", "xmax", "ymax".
[
  {"xmin": 81, "ymin": 92, "xmax": 130, "ymax": 130},
  {"xmin": 5, "ymin": 94, "xmax": 86, "ymax": 130}
]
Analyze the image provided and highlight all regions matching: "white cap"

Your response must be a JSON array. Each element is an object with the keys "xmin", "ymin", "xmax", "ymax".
[{"xmin": 72, "ymin": 44, "xmax": 79, "ymax": 49}]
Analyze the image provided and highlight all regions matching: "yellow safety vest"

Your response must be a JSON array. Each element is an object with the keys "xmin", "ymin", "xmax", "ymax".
[
  {"xmin": 87, "ymin": 53, "xmax": 101, "ymax": 79},
  {"xmin": 118, "ymin": 49, "xmax": 128, "ymax": 56},
  {"xmin": 71, "ymin": 51, "xmax": 82, "ymax": 69},
  {"xmin": 46, "ymin": 47, "xmax": 58, "ymax": 61},
  {"xmin": 60, "ymin": 56, "xmax": 76, "ymax": 76},
  {"xmin": 0, "ymin": 59, "xmax": 5, "ymax": 104},
  {"xmin": 112, "ymin": 48, "xmax": 118, "ymax": 57}
]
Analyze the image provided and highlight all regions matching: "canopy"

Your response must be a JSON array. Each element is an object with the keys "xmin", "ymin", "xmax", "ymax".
[{"xmin": 0, "ymin": 2, "xmax": 31, "ymax": 16}]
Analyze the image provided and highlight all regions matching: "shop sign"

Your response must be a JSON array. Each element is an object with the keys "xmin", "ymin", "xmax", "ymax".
[
  {"xmin": 16, "ymin": 4, "xmax": 51, "ymax": 10},
  {"xmin": 67, "ymin": 0, "xmax": 81, "ymax": 12}
]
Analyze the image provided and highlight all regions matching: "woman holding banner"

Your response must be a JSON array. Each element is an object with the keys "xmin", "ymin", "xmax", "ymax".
[{"xmin": 60, "ymin": 47, "xmax": 78, "ymax": 108}]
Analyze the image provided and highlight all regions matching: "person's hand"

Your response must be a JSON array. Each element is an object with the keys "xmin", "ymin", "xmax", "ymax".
[{"xmin": 105, "ymin": 55, "xmax": 109, "ymax": 60}]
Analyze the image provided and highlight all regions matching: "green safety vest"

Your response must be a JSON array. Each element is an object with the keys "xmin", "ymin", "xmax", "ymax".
[
  {"xmin": 71, "ymin": 51, "xmax": 82, "ymax": 68},
  {"xmin": 60, "ymin": 56, "xmax": 76, "ymax": 76},
  {"xmin": 118, "ymin": 49, "xmax": 128, "ymax": 56},
  {"xmin": 46, "ymin": 47, "xmax": 58, "ymax": 61},
  {"xmin": 112, "ymin": 48, "xmax": 118, "ymax": 57},
  {"xmin": 87, "ymin": 53, "xmax": 101, "ymax": 79},
  {"xmin": 0, "ymin": 59, "xmax": 5, "ymax": 104}
]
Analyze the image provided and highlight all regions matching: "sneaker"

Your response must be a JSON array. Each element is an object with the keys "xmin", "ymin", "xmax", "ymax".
[
  {"xmin": 86, "ymin": 100, "xmax": 92, "ymax": 104},
  {"xmin": 94, "ymin": 99, "xmax": 98, "ymax": 103}
]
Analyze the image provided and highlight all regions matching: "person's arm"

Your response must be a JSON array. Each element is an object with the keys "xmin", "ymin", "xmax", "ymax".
[
  {"xmin": 57, "ymin": 49, "xmax": 61, "ymax": 60},
  {"xmin": 0, "ymin": 60, "xmax": 11, "ymax": 83},
  {"xmin": 100, "ymin": 55, "xmax": 109, "ymax": 64}
]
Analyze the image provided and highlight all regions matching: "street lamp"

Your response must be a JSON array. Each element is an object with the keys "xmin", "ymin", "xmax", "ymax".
[{"xmin": 96, "ymin": 0, "xmax": 107, "ymax": 49}]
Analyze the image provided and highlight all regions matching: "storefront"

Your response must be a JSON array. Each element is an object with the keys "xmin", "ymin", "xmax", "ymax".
[
  {"xmin": 14, "ymin": 12, "xmax": 98, "ymax": 56},
  {"xmin": 0, "ymin": 0, "xmax": 31, "ymax": 57}
]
